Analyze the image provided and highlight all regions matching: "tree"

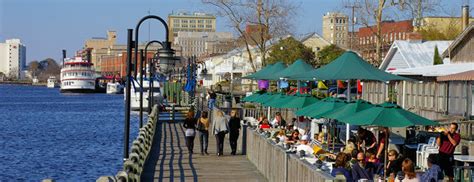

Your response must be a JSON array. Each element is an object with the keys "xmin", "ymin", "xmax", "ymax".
[
  {"xmin": 37, "ymin": 58, "xmax": 61, "ymax": 81},
  {"xmin": 28, "ymin": 61, "xmax": 40, "ymax": 77},
  {"xmin": 267, "ymin": 37, "xmax": 315, "ymax": 65},
  {"xmin": 317, "ymin": 45, "xmax": 345, "ymax": 66},
  {"xmin": 433, "ymin": 45, "xmax": 443, "ymax": 65},
  {"xmin": 418, "ymin": 22, "xmax": 462, "ymax": 41},
  {"xmin": 351, "ymin": 0, "xmax": 441, "ymax": 65},
  {"xmin": 203, "ymin": 0, "xmax": 297, "ymax": 71}
]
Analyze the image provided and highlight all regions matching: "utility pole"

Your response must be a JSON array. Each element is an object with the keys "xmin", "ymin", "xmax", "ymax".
[{"xmin": 345, "ymin": 4, "xmax": 360, "ymax": 50}]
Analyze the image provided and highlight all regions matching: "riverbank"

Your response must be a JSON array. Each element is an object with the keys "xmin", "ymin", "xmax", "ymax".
[{"xmin": 0, "ymin": 80, "xmax": 46, "ymax": 86}]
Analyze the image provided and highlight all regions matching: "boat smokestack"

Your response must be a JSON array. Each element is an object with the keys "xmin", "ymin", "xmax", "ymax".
[
  {"xmin": 62, "ymin": 49, "xmax": 66, "ymax": 66},
  {"xmin": 87, "ymin": 49, "xmax": 92, "ymax": 63},
  {"xmin": 462, "ymin": 5, "xmax": 469, "ymax": 30}
]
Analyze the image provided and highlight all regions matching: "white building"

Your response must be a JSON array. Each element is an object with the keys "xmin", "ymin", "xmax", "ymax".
[
  {"xmin": 174, "ymin": 31, "xmax": 234, "ymax": 58},
  {"xmin": 0, "ymin": 39, "xmax": 26, "ymax": 79}
]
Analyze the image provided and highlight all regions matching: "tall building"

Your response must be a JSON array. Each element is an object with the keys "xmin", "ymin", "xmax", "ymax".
[
  {"xmin": 84, "ymin": 31, "xmax": 117, "ymax": 71},
  {"xmin": 173, "ymin": 32, "xmax": 234, "ymax": 58},
  {"xmin": 168, "ymin": 12, "xmax": 216, "ymax": 42},
  {"xmin": 357, "ymin": 20, "xmax": 414, "ymax": 65},
  {"xmin": 322, "ymin": 12, "xmax": 349, "ymax": 49},
  {"xmin": 0, "ymin": 39, "xmax": 26, "ymax": 79}
]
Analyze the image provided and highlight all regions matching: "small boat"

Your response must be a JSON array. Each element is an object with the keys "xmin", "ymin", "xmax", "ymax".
[
  {"xmin": 124, "ymin": 77, "xmax": 161, "ymax": 111},
  {"xmin": 106, "ymin": 82, "xmax": 124, "ymax": 94},
  {"xmin": 47, "ymin": 76, "xmax": 59, "ymax": 88}
]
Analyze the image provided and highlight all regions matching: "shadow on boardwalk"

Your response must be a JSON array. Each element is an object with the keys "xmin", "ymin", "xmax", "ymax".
[{"xmin": 141, "ymin": 121, "xmax": 266, "ymax": 182}]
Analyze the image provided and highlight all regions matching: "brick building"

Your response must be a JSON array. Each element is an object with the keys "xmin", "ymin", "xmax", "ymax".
[
  {"xmin": 99, "ymin": 52, "xmax": 156, "ymax": 78},
  {"xmin": 357, "ymin": 20, "xmax": 414, "ymax": 65}
]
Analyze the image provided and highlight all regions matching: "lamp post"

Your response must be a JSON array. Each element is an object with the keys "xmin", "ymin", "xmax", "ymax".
[
  {"xmin": 144, "ymin": 40, "xmax": 164, "ymax": 112},
  {"xmin": 124, "ymin": 15, "xmax": 176, "ymax": 161}
]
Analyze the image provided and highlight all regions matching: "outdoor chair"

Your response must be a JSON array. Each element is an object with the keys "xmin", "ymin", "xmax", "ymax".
[{"xmin": 416, "ymin": 137, "xmax": 438, "ymax": 170}]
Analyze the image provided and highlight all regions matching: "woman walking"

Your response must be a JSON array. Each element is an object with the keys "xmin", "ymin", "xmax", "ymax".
[
  {"xmin": 183, "ymin": 110, "xmax": 197, "ymax": 154},
  {"xmin": 228, "ymin": 109, "xmax": 241, "ymax": 155},
  {"xmin": 211, "ymin": 110, "xmax": 229, "ymax": 156},
  {"xmin": 197, "ymin": 111, "xmax": 210, "ymax": 155}
]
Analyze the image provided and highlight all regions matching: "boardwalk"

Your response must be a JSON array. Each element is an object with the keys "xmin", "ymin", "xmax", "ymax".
[{"xmin": 142, "ymin": 114, "xmax": 266, "ymax": 182}]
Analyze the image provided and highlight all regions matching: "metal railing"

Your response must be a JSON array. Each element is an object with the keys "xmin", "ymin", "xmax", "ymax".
[{"xmin": 246, "ymin": 128, "xmax": 335, "ymax": 182}]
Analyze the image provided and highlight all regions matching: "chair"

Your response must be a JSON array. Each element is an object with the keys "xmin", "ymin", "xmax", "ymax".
[{"xmin": 416, "ymin": 137, "xmax": 438, "ymax": 170}]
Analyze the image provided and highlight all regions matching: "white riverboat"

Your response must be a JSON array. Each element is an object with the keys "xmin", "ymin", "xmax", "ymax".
[
  {"xmin": 60, "ymin": 57, "xmax": 96, "ymax": 93},
  {"xmin": 106, "ymin": 82, "xmax": 124, "ymax": 94},
  {"xmin": 125, "ymin": 77, "xmax": 161, "ymax": 111},
  {"xmin": 46, "ymin": 76, "xmax": 59, "ymax": 88}
]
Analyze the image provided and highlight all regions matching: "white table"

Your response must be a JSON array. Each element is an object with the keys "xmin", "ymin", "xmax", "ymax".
[{"xmin": 454, "ymin": 155, "xmax": 474, "ymax": 164}]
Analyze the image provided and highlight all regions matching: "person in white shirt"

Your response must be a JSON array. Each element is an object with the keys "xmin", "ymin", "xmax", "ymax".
[{"xmin": 296, "ymin": 135, "xmax": 314, "ymax": 157}]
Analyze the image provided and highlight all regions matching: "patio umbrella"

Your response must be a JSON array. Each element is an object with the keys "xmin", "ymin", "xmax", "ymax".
[
  {"xmin": 291, "ymin": 51, "xmax": 412, "ymax": 81},
  {"xmin": 263, "ymin": 93, "xmax": 291, "ymax": 107},
  {"xmin": 253, "ymin": 92, "xmax": 279, "ymax": 105},
  {"xmin": 337, "ymin": 102, "xmax": 437, "ymax": 127},
  {"xmin": 321, "ymin": 99, "xmax": 375, "ymax": 120},
  {"xmin": 276, "ymin": 94, "xmax": 320, "ymax": 109},
  {"xmin": 337, "ymin": 102, "xmax": 437, "ymax": 180},
  {"xmin": 242, "ymin": 90, "xmax": 266, "ymax": 102},
  {"xmin": 242, "ymin": 63, "xmax": 275, "ymax": 79},
  {"xmin": 261, "ymin": 59, "xmax": 316, "ymax": 80},
  {"xmin": 245, "ymin": 62, "xmax": 287, "ymax": 80},
  {"xmin": 306, "ymin": 98, "xmax": 347, "ymax": 119},
  {"xmin": 295, "ymin": 97, "xmax": 346, "ymax": 117}
]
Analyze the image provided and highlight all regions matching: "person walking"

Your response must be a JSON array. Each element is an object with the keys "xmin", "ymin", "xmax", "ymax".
[
  {"xmin": 212, "ymin": 110, "xmax": 229, "ymax": 156},
  {"xmin": 183, "ymin": 110, "xmax": 197, "ymax": 154},
  {"xmin": 208, "ymin": 90, "xmax": 217, "ymax": 110},
  {"xmin": 197, "ymin": 111, "xmax": 210, "ymax": 155},
  {"xmin": 228, "ymin": 109, "xmax": 241, "ymax": 155},
  {"xmin": 436, "ymin": 123, "xmax": 460, "ymax": 182}
]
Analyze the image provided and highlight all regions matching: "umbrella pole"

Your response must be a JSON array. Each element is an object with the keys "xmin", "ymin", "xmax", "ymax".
[
  {"xmin": 346, "ymin": 80, "xmax": 351, "ymax": 144},
  {"xmin": 384, "ymin": 128, "xmax": 389, "ymax": 181}
]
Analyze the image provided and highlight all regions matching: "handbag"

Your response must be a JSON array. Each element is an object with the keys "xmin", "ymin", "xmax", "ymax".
[{"xmin": 196, "ymin": 119, "xmax": 205, "ymax": 131}]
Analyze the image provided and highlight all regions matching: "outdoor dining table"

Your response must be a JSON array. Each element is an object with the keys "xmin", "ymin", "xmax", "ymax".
[{"xmin": 453, "ymin": 155, "xmax": 474, "ymax": 182}]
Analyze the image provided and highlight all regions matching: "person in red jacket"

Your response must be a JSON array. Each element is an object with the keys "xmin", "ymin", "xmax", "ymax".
[{"xmin": 436, "ymin": 123, "xmax": 460, "ymax": 182}]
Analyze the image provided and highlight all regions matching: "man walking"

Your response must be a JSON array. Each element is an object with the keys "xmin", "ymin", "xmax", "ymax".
[{"xmin": 437, "ymin": 123, "xmax": 460, "ymax": 182}]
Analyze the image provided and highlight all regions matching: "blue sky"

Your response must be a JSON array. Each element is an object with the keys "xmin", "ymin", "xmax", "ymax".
[{"xmin": 0, "ymin": 0, "xmax": 470, "ymax": 63}]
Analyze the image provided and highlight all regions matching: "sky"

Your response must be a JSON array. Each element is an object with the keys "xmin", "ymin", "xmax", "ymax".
[{"xmin": 0, "ymin": 0, "xmax": 470, "ymax": 63}]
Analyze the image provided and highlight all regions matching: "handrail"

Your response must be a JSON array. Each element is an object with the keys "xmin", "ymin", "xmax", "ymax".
[{"xmin": 97, "ymin": 105, "xmax": 159, "ymax": 182}]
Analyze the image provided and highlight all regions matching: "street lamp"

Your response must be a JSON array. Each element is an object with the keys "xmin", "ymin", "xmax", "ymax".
[
  {"xmin": 144, "ymin": 40, "xmax": 163, "ymax": 113},
  {"xmin": 124, "ymin": 15, "xmax": 176, "ymax": 161}
]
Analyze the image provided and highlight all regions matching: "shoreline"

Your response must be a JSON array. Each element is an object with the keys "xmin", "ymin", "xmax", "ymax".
[{"xmin": 0, "ymin": 81, "xmax": 46, "ymax": 86}]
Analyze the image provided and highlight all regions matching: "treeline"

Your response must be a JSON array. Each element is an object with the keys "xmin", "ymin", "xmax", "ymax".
[{"xmin": 28, "ymin": 58, "xmax": 61, "ymax": 82}]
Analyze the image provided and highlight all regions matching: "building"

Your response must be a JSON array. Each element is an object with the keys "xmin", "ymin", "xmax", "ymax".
[
  {"xmin": 174, "ymin": 32, "xmax": 234, "ymax": 58},
  {"xmin": 168, "ymin": 12, "xmax": 216, "ymax": 43},
  {"xmin": 380, "ymin": 39, "xmax": 451, "ymax": 72},
  {"xmin": 99, "ymin": 51, "xmax": 156, "ymax": 78},
  {"xmin": 322, "ymin": 12, "xmax": 349, "ymax": 49},
  {"xmin": 442, "ymin": 22, "xmax": 474, "ymax": 64},
  {"xmin": 357, "ymin": 20, "xmax": 414, "ymax": 65},
  {"xmin": 299, "ymin": 32, "xmax": 331, "ymax": 58},
  {"xmin": 418, "ymin": 16, "xmax": 474, "ymax": 33},
  {"xmin": 0, "ymin": 39, "xmax": 26, "ymax": 79},
  {"xmin": 84, "ymin": 31, "xmax": 117, "ymax": 71}
]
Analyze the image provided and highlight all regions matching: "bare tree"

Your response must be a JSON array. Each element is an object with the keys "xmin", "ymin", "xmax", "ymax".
[
  {"xmin": 28, "ymin": 61, "xmax": 40, "ymax": 77},
  {"xmin": 202, "ymin": 0, "xmax": 297, "ymax": 71}
]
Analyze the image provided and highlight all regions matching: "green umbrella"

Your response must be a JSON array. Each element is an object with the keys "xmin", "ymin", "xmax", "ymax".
[
  {"xmin": 321, "ymin": 99, "xmax": 374, "ymax": 120},
  {"xmin": 306, "ymin": 98, "xmax": 347, "ymax": 118},
  {"xmin": 262, "ymin": 59, "xmax": 316, "ymax": 80},
  {"xmin": 242, "ymin": 63, "xmax": 275, "ymax": 79},
  {"xmin": 263, "ymin": 94, "xmax": 292, "ymax": 107},
  {"xmin": 253, "ymin": 93, "xmax": 278, "ymax": 104},
  {"xmin": 246, "ymin": 62, "xmax": 287, "ymax": 80},
  {"xmin": 242, "ymin": 91, "xmax": 266, "ymax": 102},
  {"xmin": 277, "ymin": 94, "xmax": 320, "ymax": 109},
  {"xmin": 291, "ymin": 51, "xmax": 412, "ymax": 81},
  {"xmin": 337, "ymin": 102, "xmax": 438, "ymax": 127},
  {"xmin": 295, "ymin": 97, "xmax": 345, "ymax": 117}
]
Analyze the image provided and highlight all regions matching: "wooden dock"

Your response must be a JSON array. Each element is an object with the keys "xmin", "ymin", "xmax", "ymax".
[{"xmin": 141, "ymin": 119, "xmax": 266, "ymax": 182}]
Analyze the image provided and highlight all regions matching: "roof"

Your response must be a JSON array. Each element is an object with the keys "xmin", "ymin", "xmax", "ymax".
[
  {"xmin": 441, "ymin": 22, "xmax": 474, "ymax": 58},
  {"xmin": 380, "ymin": 40, "xmax": 452, "ymax": 71},
  {"xmin": 390, "ymin": 63, "xmax": 474, "ymax": 77},
  {"xmin": 437, "ymin": 70, "xmax": 474, "ymax": 81},
  {"xmin": 299, "ymin": 32, "xmax": 331, "ymax": 45}
]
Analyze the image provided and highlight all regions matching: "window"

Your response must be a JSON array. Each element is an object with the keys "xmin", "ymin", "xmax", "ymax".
[
  {"xmin": 190, "ymin": 20, "xmax": 196, "ymax": 23},
  {"xmin": 198, "ymin": 24, "xmax": 204, "ymax": 28},
  {"xmin": 206, "ymin": 25, "xmax": 212, "ymax": 28},
  {"xmin": 198, "ymin": 20, "xmax": 204, "ymax": 23},
  {"xmin": 181, "ymin": 20, "xmax": 188, "ymax": 23},
  {"xmin": 205, "ymin": 20, "xmax": 212, "ymax": 24},
  {"xmin": 173, "ymin": 19, "xmax": 179, "ymax": 23}
]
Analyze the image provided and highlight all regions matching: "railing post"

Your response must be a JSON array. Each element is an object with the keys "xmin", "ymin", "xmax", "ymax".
[
  {"xmin": 241, "ymin": 122, "xmax": 248, "ymax": 155},
  {"xmin": 172, "ymin": 104, "xmax": 175, "ymax": 122}
]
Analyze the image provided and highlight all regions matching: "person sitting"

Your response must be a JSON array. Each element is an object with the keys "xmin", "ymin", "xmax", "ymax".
[
  {"xmin": 351, "ymin": 152, "xmax": 376, "ymax": 181},
  {"xmin": 366, "ymin": 151, "xmax": 379, "ymax": 164},
  {"xmin": 295, "ymin": 135, "xmax": 314, "ymax": 157},
  {"xmin": 386, "ymin": 149, "xmax": 403, "ymax": 178},
  {"xmin": 259, "ymin": 118, "xmax": 271, "ymax": 129},
  {"xmin": 401, "ymin": 158, "xmax": 421, "ymax": 182},
  {"xmin": 286, "ymin": 130, "xmax": 300, "ymax": 144},
  {"xmin": 275, "ymin": 129, "xmax": 287, "ymax": 143},
  {"xmin": 257, "ymin": 114, "xmax": 266, "ymax": 124},
  {"xmin": 271, "ymin": 112, "xmax": 284, "ymax": 128},
  {"xmin": 421, "ymin": 154, "xmax": 442, "ymax": 182},
  {"xmin": 331, "ymin": 152, "xmax": 353, "ymax": 181}
]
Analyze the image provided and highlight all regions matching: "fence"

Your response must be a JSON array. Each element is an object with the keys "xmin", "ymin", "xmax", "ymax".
[
  {"xmin": 242, "ymin": 107, "xmax": 296, "ymax": 124},
  {"xmin": 246, "ymin": 128, "xmax": 334, "ymax": 182}
]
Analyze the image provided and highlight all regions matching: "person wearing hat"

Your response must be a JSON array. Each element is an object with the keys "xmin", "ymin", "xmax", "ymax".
[{"xmin": 296, "ymin": 135, "xmax": 314, "ymax": 157}]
